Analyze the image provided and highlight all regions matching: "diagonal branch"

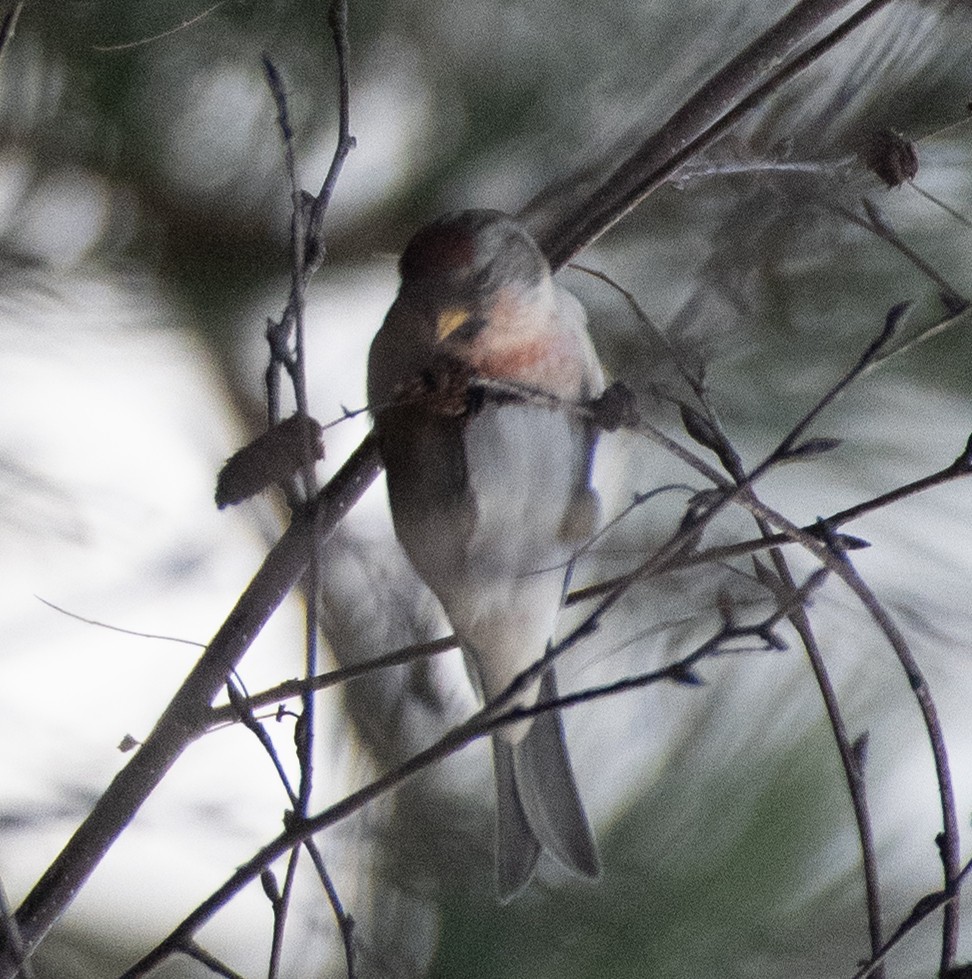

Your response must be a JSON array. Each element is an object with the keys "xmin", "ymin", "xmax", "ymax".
[{"xmin": 527, "ymin": 0, "xmax": 896, "ymax": 265}]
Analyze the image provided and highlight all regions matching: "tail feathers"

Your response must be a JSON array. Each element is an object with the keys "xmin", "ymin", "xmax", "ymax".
[
  {"xmin": 493, "ymin": 737, "xmax": 542, "ymax": 901},
  {"xmin": 492, "ymin": 672, "xmax": 599, "ymax": 900}
]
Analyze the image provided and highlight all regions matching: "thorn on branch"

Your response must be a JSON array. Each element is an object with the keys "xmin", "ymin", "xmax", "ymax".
[
  {"xmin": 261, "ymin": 54, "xmax": 293, "ymax": 145},
  {"xmin": 117, "ymin": 734, "xmax": 140, "ymax": 753},
  {"xmin": 783, "ymin": 436, "xmax": 842, "ymax": 461},
  {"xmin": 670, "ymin": 663, "xmax": 704, "ymax": 686},
  {"xmin": 879, "ymin": 301, "xmax": 909, "ymax": 348},
  {"xmin": 834, "ymin": 533, "xmax": 871, "ymax": 551},
  {"xmin": 951, "ymin": 433, "xmax": 972, "ymax": 473},
  {"xmin": 813, "ymin": 517, "xmax": 853, "ymax": 562}
]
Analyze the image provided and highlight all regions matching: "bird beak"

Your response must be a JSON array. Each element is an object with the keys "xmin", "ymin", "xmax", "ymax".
[{"xmin": 436, "ymin": 307, "xmax": 471, "ymax": 342}]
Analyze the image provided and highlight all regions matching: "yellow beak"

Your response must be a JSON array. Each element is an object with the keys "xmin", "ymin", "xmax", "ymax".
[{"xmin": 436, "ymin": 307, "xmax": 471, "ymax": 342}]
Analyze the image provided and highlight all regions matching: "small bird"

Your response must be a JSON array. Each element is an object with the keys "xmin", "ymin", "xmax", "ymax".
[{"xmin": 368, "ymin": 209, "xmax": 603, "ymax": 900}]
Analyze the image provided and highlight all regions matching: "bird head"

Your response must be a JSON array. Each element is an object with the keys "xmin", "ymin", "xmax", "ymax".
[{"xmin": 397, "ymin": 210, "xmax": 553, "ymax": 345}]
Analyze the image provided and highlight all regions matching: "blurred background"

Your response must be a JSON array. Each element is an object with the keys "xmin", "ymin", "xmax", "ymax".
[{"xmin": 2, "ymin": 1, "xmax": 972, "ymax": 976}]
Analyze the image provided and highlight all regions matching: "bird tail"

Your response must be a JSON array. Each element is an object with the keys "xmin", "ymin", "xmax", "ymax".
[{"xmin": 492, "ymin": 670, "xmax": 600, "ymax": 901}]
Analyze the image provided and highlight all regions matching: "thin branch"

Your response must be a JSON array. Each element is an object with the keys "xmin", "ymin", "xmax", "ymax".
[
  {"xmin": 601, "ymin": 381, "xmax": 963, "ymax": 974},
  {"xmin": 568, "ymin": 262, "xmax": 705, "ymax": 397},
  {"xmin": 227, "ymin": 681, "xmax": 354, "ymax": 979},
  {"xmin": 304, "ymin": 842, "xmax": 355, "ymax": 979},
  {"xmin": 91, "ymin": 2, "xmax": 227, "ymax": 52},
  {"xmin": 213, "ymin": 424, "xmax": 971, "ymax": 730},
  {"xmin": 566, "ymin": 431, "xmax": 972, "ymax": 605},
  {"xmin": 115, "ymin": 586, "xmax": 819, "ymax": 978},
  {"xmin": 723, "ymin": 483, "xmax": 961, "ymax": 973},
  {"xmin": 34, "ymin": 596, "xmax": 206, "ymax": 648},
  {"xmin": 651, "ymin": 313, "xmax": 891, "ymax": 970},
  {"xmin": 207, "ymin": 636, "xmax": 457, "ymax": 728},
  {"xmin": 179, "ymin": 941, "xmax": 246, "ymax": 979},
  {"xmin": 849, "ymin": 858, "xmax": 972, "ymax": 979},
  {"xmin": 266, "ymin": 851, "xmax": 299, "ymax": 979},
  {"xmin": 227, "ymin": 679, "xmax": 298, "ymax": 806},
  {"xmin": 908, "ymin": 180, "xmax": 972, "ymax": 231},
  {"xmin": 529, "ymin": 0, "xmax": 896, "ymax": 265},
  {"xmin": 306, "ymin": 0, "xmax": 356, "ymax": 270},
  {"xmin": 837, "ymin": 198, "xmax": 969, "ymax": 311},
  {"xmin": 118, "ymin": 413, "xmax": 966, "ymax": 978},
  {"xmin": 831, "ymin": 546, "xmax": 961, "ymax": 972},
  {"xmin": 863, "ymin": 302, "xmax": 972, "ymax": 376},
  {"xmin": 784, "ymin": 600, "xmax": 885, "ymax": 969},
  {"xmin": 753, "ymin": 302, "xmax": 906, "ymax": 474}
]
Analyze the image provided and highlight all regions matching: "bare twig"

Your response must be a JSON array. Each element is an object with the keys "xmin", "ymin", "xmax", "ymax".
[
  {"xmin": 832, "ymin": 548, "xmax": 961, "ymax": 972},
  {"xmin": 266, "ymin": 851, "xmax": 299, "ymax": 979},
  {"xmin": 528, "ymin": 0, "xmax": 896, "ymax": 265},
  {"xmin": 261, "ymin": 58, "xmax": 316, "ymax": 971},
  {"xmin": 227, "ymin": 680, "xmax": 354, "ymax": 979},
  {"xmin": 91, "ymin": 2, "xmax": 227, "ymax": 52},
  {"xmin": 34, "ymin": 596, "xmax": 206, "ymax": 648},
  {"xmin": 652, "ymin": 311, "xmax": 893, "ymax": 970},
  {"xmin": 564, "ymin": 431, "xmax": 972, "ymax": 605},
  {"xmin": 306, "ymin": 0, "xmax": 356, "ymax": 271},
  {"xmin": 908, "ymin": 180, "xmax": 972, "ymax": 231},
  {"xmin": 849, "ymin": 857, "xmax": 972, "ymax": 979},
  {"xmin": 115, "ymin": 581, "xmax": 820, "ymax": 978},
  {"xmin": 742, "ymin": 310, "xmax": 967, "ymax": 971},
  {"xmin": 265, "ymin": 10, "xmax": 356, "ymax": 973},
  {"xmin": 863, "ymin": 300, "xmax": 972, "ymax": 376},
  {"xmin": 838, "ymin": 198, "xmax": 969, "ymax": 311},
  {"xmin": 179, "ymin": 941, "xmax": 246, "ymax": 979},
  {"xmin": 207, "ymin": 636, "xmax": 457, "ymax": 728},
  {"xmin": 115, "ymin": 408, "xmax": 969, "ymax": 978},
  {"xmin": 723, "ymin": 484, "xmax": 961, "ymax": 973},
  {"xmin": 215, "ymin": 427, "xmax": 971, "ymax": 733},
  {"xmin": 753, "ymin": 302, "xmax": 907, "ymax": 474}
]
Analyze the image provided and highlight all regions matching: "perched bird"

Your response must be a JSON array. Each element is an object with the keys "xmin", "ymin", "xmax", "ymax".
[{"xmin": 368, "ymin": 209, "xmax": 604, "ymax": 900}]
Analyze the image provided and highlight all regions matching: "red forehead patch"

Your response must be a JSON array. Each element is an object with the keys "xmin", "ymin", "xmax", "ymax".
[{"xmin": 401, "ymin": 225, "xmax": 476, "ymax": 279}]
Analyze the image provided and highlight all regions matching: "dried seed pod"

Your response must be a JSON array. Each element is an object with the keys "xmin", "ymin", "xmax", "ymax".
[
  {"xmin": 215, "ymin": 413, "xmax": 324, "ymax": 508},
  {"xmin": 859, "ymin": 129, "xmax": 918, "ymax": 188}
]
